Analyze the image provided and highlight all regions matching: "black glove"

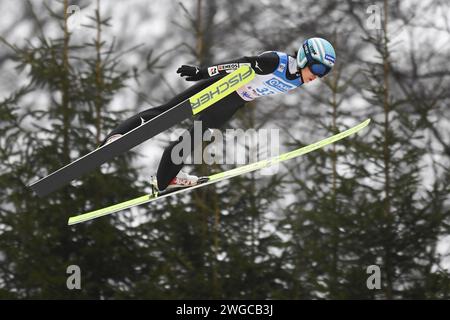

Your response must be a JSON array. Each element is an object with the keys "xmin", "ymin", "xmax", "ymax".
[{"xmin": 176, "ymin": 65, "xmax": 203, "ymax": 81}]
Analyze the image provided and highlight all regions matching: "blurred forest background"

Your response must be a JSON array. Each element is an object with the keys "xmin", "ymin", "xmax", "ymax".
[{"xmin": 0, "ymin": 0, "xmax": 449, "ymax": 299}]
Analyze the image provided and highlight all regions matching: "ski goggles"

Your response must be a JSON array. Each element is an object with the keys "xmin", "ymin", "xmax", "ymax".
[
  {"xmin": 302, "ymin": 42, "xmax": 332, "ymax": 78},
  {"xmin": 308, "ymin": 61, "xmax": 331, "ymax": 78}
]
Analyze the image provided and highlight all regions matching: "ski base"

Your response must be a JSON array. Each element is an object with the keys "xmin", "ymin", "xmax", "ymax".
[{"xmin": 29, "ymin": 66, "xmax": 255, "ymax": 198}]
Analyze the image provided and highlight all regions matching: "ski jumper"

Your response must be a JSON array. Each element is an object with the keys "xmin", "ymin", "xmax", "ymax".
[{"xmin": 102, "ymin": 51, "xmax": 304, "ymax": 190}]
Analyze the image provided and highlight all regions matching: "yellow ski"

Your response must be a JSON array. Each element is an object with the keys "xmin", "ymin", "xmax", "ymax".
[{"xmin": 68, "ymin": 119, "xmax": 370, "ymax": 225}]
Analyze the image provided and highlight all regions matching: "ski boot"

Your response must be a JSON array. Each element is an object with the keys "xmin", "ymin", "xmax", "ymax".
[{"xmin": 151, "ymin": 171, "xmax": 208, "ymax": 195}]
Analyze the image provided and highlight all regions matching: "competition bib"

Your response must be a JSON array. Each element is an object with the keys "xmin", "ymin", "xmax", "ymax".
[{"xmin": 236, "ymin": 52, "xmax": 302, "ymax": 101}]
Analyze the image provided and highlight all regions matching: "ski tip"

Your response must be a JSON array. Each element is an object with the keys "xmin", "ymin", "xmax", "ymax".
[
  {"xmin": 362, "ymin": 118, "xmax": 371, "ymax": 130},
  {"xmin": 355, "ymin": 118, "xmax": 371, "ymax": 131}
]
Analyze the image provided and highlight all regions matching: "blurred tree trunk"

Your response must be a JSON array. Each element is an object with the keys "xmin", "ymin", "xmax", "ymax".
[{"xmin": 381, "ymin": 0, "xmax": 394, "ymax": 299}]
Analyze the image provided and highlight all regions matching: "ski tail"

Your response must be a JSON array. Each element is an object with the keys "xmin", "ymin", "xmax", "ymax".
[
  {"xmin": 68, "ymin": 194, "xmax": 156, "ymax": 225},
  {"xmin": 29, "ymin": 66, "xmax": 255, "ymax": 198}
]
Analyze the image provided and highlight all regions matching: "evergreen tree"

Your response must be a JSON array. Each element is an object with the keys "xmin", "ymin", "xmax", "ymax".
[
  {"xmin": 0, "ymin": 0, "xmax": 148, "ymax": 298},
  {"xmin": 341, "ymin": 0, "xmax": 450, "ymax": 299}
]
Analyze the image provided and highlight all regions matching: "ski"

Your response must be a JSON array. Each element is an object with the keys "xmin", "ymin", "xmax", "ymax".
[
  {"xmin": 28, "ymin": 66, "xmax": 255, "ymax": 198},
  {"xmin": 68, "ymin": 118, "xmax": 370, "ymax": 225}
]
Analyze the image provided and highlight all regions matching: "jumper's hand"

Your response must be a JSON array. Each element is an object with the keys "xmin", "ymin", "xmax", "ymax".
[{"xmin": 176, "ymin": 65, "xmax": 203, "ymax": 81}]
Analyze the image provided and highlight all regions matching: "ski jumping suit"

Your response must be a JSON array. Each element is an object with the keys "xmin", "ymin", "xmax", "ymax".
[{"xmin": 102, "ymin": 51, "xmax": 304, "ymax": 190}]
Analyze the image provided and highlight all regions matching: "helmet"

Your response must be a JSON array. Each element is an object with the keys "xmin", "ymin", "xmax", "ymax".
[{"xmin": 297, "ymin": 37, "xmax": 336, "ymax": 78}]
